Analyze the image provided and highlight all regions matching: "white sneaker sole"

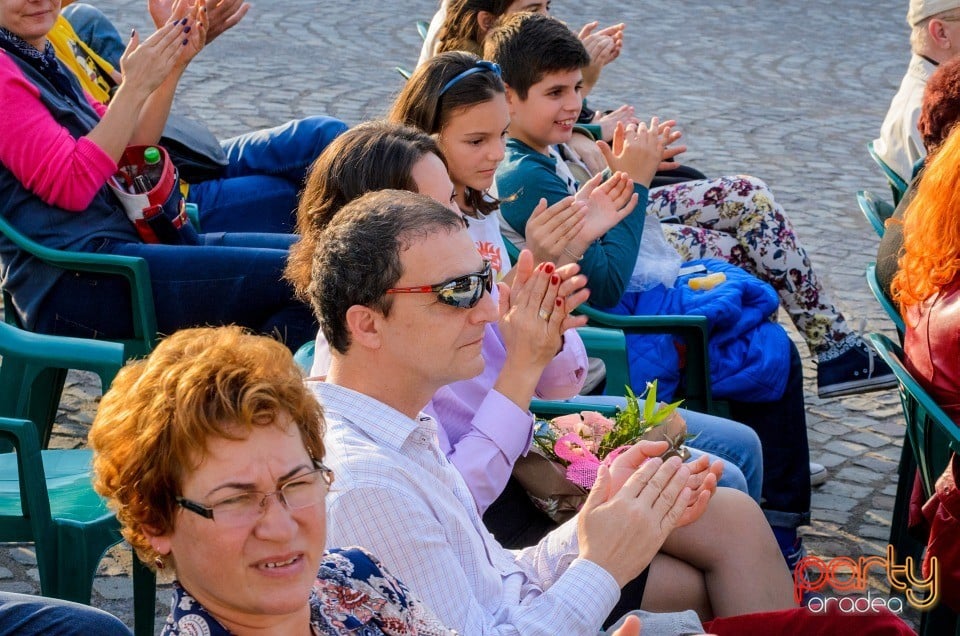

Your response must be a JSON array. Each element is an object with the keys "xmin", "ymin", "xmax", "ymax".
[{"xmin": 817, "ymin": 374, "xmax": 898, "ymax": 399}]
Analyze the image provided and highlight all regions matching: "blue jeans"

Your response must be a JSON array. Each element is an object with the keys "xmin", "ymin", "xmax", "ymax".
[
  {"xmin": 187, "ymin": 117, "xmax": 349, "ymax": 234},
  {"xmin": 0, "ymin": 592, "xmax": 130, "ymax": 635},
  {"xmin": 568, "ymin": 395, "xmax": 762, "ymax": 502},
  {"xmin": 36, "ymin": 233, "xmax": 317, "ymax": 352},
  {"xmin": 62, "ymin": 4, "xmax": 349, "ymax": 234}
]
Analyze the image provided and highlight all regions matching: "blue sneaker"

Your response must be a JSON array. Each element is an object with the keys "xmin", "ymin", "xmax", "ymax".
[
  {"xmin": 817, "ymin": 338, "xmax": 897, "ymax": 399},
  {"xmin": 784, "ymin": 538, "xmax": 823, "ymax": 606}
]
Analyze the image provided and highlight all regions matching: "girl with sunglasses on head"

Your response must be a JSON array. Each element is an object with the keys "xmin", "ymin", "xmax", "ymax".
[{"xmin": 388, "ymin": 54, "xmax": 640, "ymax": 284}]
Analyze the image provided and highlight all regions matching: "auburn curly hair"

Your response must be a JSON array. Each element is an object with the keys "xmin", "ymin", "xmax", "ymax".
[
  {"xmin": 89, "ymin": 326, "xmax": 325, "ymax": 570},
  {"xmin": 918, "ymin": 56, "xmax": 960, "ymax": 155},
  {"xmin": 892, "ymin": 124, "xmax": 960, "ymax": 311}
]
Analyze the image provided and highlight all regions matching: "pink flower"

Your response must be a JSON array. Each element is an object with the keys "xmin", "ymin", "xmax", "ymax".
[{"xmin": 550, "ymin": 411, "xmax": 614, "ymax": 454}]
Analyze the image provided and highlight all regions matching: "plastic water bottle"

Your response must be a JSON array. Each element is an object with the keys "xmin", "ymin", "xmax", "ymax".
[{"xmin": 140, "ymin": 146, "xmax": 163, "ymax": 191}]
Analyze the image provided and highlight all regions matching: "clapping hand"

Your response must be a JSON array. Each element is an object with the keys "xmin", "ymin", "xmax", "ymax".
[
  {"xmin": 119, "ymin": 16, "xmax": 190, "ymax": 97},
  {"xmin": 149, "ymin": 0, "xmax": 249, "ymax": 44},
  {"xmin": 607, "ymin": 440, "xmax": 721, "ymax": 527},
  {"xmin": 577, "ymin": 451, "xmax": 695, "ymax": 587},
  {"xmin": 596, "ymin": 104, "xmax": 639, "ymax": 143},
  {"xmin": 524, "ymin": 197, "xmax": 588, "ymax": 266},
  {"xmin": 597, "ymin": 118, "xmax": 665, "ymax": 187},
  {"xmin": 570, "ymin": 171, "xmax": 640, "ymax": 252},
  {"xmin": 655, "ymin": 119, "xmax": 687, "ymax": 171}
]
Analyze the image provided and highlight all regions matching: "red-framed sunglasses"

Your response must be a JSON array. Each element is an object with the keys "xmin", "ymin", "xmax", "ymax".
[{"xmin": 385, "ymin": 260, "xmax": 493, "ymax": 309}]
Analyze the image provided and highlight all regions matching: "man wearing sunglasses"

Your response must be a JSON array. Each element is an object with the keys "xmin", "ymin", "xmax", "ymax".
[{"xmin": 305, "ymin": 189, "xmax": 751, "ymax": 636}]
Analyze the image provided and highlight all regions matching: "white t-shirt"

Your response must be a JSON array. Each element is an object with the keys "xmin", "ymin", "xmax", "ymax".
[{"xmin": 466, "ymin": 209, "xmax": 512, "ymax": 280}]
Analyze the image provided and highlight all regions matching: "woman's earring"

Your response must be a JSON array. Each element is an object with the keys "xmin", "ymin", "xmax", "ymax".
[{"xmin": 154, "ymin": 556, "xmax": 165, "ymax": 570}]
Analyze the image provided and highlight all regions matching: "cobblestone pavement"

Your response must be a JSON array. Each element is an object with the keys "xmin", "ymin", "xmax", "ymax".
[{"xmin": 0, "ymin": 0, "xmax": 922, "ymax": 631}]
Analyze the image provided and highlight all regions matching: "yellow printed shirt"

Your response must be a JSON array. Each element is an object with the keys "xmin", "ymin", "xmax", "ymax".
[{"xmin": 48, "ymin": 16, "xmax": 116, "ymax": 104}]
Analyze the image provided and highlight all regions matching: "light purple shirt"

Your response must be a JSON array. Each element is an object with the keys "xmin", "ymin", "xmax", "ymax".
[{"xmin": 425, "ymin": 288, "xmax": 588, "ymax": 512}]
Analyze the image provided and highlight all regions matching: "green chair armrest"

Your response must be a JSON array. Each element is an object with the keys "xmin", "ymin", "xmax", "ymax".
[
  {"xmin": 856, "ymin": 189, "xmax": 895, "ymax": 238},
  {"xmin": 0, "ymin": 215, "xmax": 156, "ymax": 357},
  {"xmin": 867, "ymin": 140, "xmax": 908, "ymax": 205},
  {"xmin": 866, "ymin": 263, "xmax": 904, "ymax": 336},
  {"xmin": 530, "ymin": 398, "xmax": 618, "ymax": 419},
  {"xmin": 574, "ymin": 304, "xmax": 714, "ymax": 414},
  {"xmin": 416, "ymin": 19, "xmax": 429, "ymax": 40},
  {"xmin": 0, "ymin": 322, "xmax": 125, "ymax": 384}
]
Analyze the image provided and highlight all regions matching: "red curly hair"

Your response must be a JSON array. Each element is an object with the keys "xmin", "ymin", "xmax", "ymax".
[
  {"xmin": 89, "ymin": 326, "xmax": 325, "ymax": 571},
  {"xmin": 892, "ymin": 124, "xmax": 960, "ymax": 311}
]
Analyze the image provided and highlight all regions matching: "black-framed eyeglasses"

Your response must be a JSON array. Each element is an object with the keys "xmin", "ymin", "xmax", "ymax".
[
  {"xmin": 176, "ymin": 463, "xmax": 334, "ymax": 527},
  {"xmin": 385, "ymin": 260, "xmax": 493, "ymax": 309}
]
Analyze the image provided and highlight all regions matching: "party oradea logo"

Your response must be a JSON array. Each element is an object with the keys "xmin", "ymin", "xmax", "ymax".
[{"xmin": 794, "ymin": 545, "xmax": 939, "ymax": 614}]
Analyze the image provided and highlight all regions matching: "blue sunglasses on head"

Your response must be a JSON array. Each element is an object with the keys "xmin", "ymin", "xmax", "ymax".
[{"xmin": 439, "ymin": 61, "xmax": 502, "ymax": 96}]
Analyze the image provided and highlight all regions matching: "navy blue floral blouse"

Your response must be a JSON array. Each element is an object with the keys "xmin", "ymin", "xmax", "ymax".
[{"xmin": 161, "ymin": 547, "xmax": 456, "ymax": 635}]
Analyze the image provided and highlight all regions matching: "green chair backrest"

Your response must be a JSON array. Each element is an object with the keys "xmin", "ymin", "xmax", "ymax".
[
  {"xmin": 0, "ymin": 213, "xmax": 157, "ymax": 360},
  {"xmin": 857, "ymin": 189, "xmax": 896, "ymax": 238},
  {"xmin": 869, "ymin": 333, "xmax": 960, "ymax": 498},
  {"xmin": 867, "ymin": 140, "xmax": 909, "ymax": 206},
  {"xmin": 865, "ymin": 263, "xmax": 904, "ymax": 337},
  {"xmin": 0, "ymin": 321, "xmax": 125, "ymax": 447}
]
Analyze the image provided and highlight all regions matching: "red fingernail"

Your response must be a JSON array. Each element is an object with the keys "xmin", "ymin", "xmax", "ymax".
[
  {"xmin": 551, "ymin": 275, "xmax": 559, "ymax": 285},
  {"xmin": 556, "ymin": 298, "xmax": 563, "ymax": 307},
  {"xmin": 544, "ymin": 263, "xmax": 555, "ymax": 274}
]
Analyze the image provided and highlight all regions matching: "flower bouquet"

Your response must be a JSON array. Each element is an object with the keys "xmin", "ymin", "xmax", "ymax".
[{"xmin": 514, "ymin": 381, "xmax": 694, "ymax": 522}]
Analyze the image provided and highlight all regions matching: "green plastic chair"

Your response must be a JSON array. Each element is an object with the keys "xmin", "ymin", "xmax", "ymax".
[
  {"xmin": 866, "ymin": 263, "xmax": 904, "ymax": 336},
  {"xmin": 0, "ymin": 414, "xmax": 160, "ymax": 636},
  {"xmin": 0, "ymin": 325, "xmax": 160, "ymax": 636},
  {"xmin": 870, "ymin": 333, "xmax": 960, "ymax": 634},
  {"xmin": 0, "ymin": 321, "xmax": 127, "ymax": 448},
  {"xmin": 857, "ymin": 189, "xmax": 896, "ymax": 238},
  {"xmin": 867, "ymin": 141, "xmax": 909, "ymax": 206},
  {"xmin": 0, "ymin": 214, "xmax": 157, "ymax": 361}
]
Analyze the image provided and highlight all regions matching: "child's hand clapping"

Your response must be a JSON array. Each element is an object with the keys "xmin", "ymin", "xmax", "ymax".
[
  {"xmin": 524, "ymin": 197, "xmax": 588, "ymax": 266},
  {"xmin": 596, "ymin": 118, "xmax": 665, "ymax": 187},
  {"xmin": 570, "ymin": 171, "xmax": 639, "ymax": 253}
]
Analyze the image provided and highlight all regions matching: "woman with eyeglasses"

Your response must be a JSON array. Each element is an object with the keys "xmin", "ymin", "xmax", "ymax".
[{"xmin": 89, "ymin": 325, "xmax": 455, "ymax": 635}]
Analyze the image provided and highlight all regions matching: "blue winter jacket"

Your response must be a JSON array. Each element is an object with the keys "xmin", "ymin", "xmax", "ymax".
[{"xmin": 601, "ymin": 258, "xmax": 791, "ymax": 402}]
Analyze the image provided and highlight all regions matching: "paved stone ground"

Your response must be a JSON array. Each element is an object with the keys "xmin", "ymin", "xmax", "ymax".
[{"xmin": 0, "ymin": 0, "xmax": 924, "ymax": 631}]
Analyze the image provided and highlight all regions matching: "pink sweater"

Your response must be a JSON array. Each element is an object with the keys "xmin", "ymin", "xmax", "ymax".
[{"xmin": 0, "ymin": 52, "xmax": 116, "ymax": 212}]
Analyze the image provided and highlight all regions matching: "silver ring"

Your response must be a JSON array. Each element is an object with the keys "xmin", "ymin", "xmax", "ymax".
[{"xmin": 538, "ymin": 308, "xmax": 551, "ymax": 321}]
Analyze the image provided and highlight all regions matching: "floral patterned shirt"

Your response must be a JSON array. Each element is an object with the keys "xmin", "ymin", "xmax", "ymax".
[{"xmin": 161, "ymin": 547, "xmax": 457, "ymax": 635}]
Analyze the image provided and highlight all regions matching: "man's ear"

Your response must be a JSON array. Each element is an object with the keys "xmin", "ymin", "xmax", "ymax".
[
  {"xmin": 929, "ymin": 18, "xmax": 954, "ymax": 50},
  {"xmin": 344, "ymin": 305, "xmax": 383, "ymax": 351},
  {"xmin": 477, "ymin": 11, "xmax": 498, "ymax": 36}
]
